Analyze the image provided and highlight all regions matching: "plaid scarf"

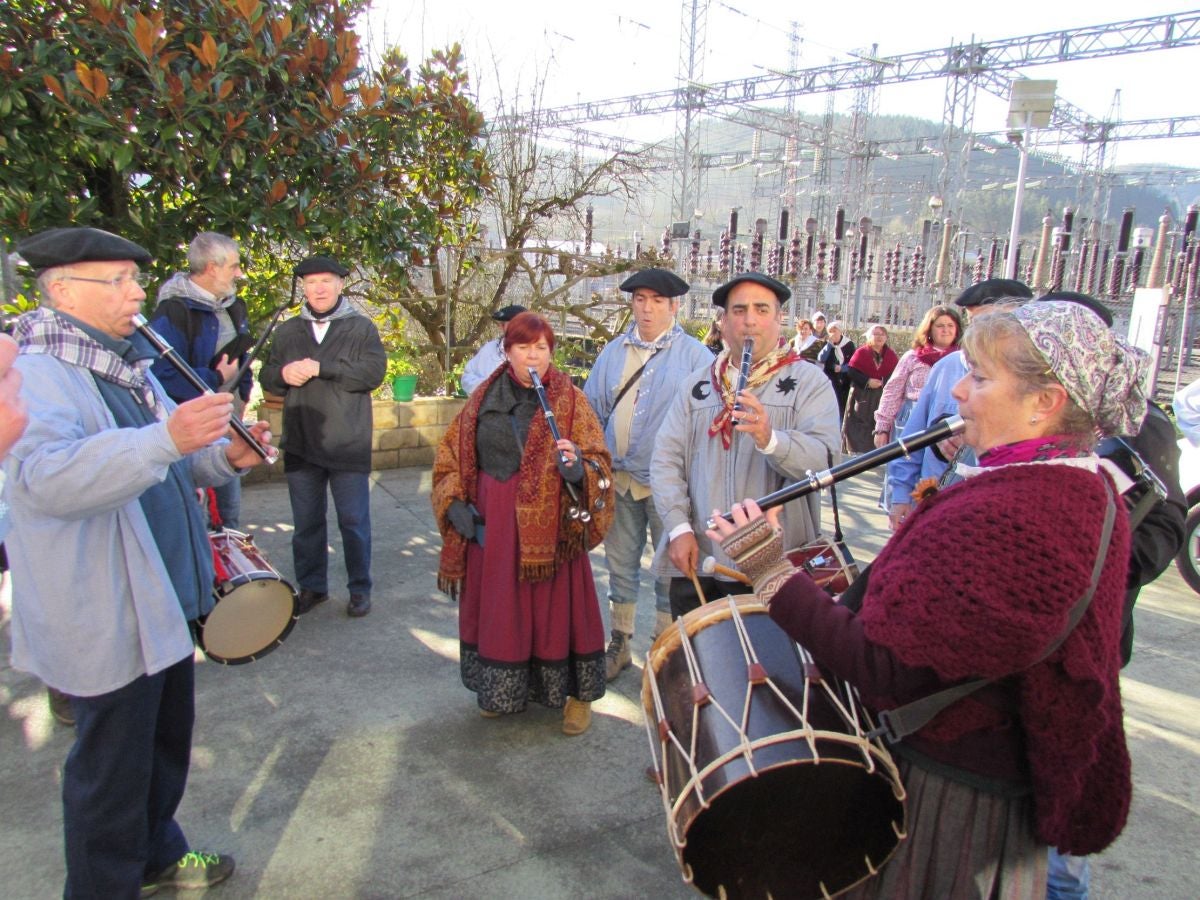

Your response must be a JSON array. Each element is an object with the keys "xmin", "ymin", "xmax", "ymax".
[
  {"xmin": 14, "ymin": 307, "xmax": 165, "ymax": 420},
  {"xmin": 708, "ymin": 341, "xmax": 798, "ymax": 448}
]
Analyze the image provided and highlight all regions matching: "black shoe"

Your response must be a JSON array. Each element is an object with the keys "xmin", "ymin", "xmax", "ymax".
[
  {"xmin": 141, "ymin": 851, "xmax": 234, "ymax": 896},
  {"xmin": 347, "ymin": 593, "xmax": 371, "ymax": 617},
  {"xmin": 295, "ymin": 589, "xmax": 329, "ymax": 616},
  {"xmin": 47, "ymin": 687, "xmax": 75, "ymax": 727}
]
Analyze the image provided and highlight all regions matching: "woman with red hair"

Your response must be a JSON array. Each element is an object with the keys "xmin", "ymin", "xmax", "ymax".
[{"xmin": 433, "ymin": 313, "xmax": 614, "ymax": 735}]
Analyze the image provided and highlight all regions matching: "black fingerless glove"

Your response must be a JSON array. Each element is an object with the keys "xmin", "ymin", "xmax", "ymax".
[
  {"xmin": 447, "ymin": 500, "xmax": 478, "ymax": 540},
  {"xmin": 719, "ymin": 516, "xmax": 798, "ymax": 609},
  {"xmin": 556, "ymin": 442, "xmax": 584, "ymax": 483}
]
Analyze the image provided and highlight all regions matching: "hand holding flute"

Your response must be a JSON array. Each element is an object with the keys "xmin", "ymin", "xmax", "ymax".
[{"xmin": 134, "ymin": 314, "xmax": 277, "ymax": 464}]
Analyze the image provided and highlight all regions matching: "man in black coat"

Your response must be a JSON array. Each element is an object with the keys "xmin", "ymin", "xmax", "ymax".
[{"xmin": 259, "ymin": 256, "xmax": 386, "ymax": 618}]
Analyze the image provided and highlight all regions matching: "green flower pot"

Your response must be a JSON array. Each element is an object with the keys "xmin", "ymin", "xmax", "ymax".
[{"xmin": 391, "ymin": 374, "xmax": 418, "ymax": 402}]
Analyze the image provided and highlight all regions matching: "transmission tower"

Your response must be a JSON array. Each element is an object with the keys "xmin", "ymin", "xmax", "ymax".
[{"xmin": 673, "ymin": 0, "xmax": 710, "ymax": 225}]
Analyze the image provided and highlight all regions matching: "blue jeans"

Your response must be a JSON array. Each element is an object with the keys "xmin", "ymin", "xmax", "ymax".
[
  {"xmin": 1047, "ymin": 848, "xmax": 1090, "ymax": 899},
  {"xmin": 603, "ymin": 490, "xmax": 670, "ymax": 615},
  {"xmin": 63, "ymin": 656, "xmax": 194, "ymax": 899},
  {"xmin": 286, "ymin": 461, "xmax": 372, "ymax": 596},
  {"xmin": 211, "ymin": 477, "xmax": 241, "ymax": 531}
]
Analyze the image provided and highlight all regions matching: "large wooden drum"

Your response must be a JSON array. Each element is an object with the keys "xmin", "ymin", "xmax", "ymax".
[{"xmin": 643, "ymin": 596, "xmax": 906, "ymax": 899}]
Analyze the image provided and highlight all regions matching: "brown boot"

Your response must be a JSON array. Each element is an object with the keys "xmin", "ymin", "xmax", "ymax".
[
  {"xmin": 603, "ymin": 630, "xmax": 632, "ymax": 681},
  {"xmin": 562, "ymin": 698, "xmax": 592, "ymax": 736}
]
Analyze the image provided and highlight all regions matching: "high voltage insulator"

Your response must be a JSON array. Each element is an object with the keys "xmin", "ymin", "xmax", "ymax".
[
  {"xmin": 816, "ymin": 240, "xmax": 827, "ymax": 283},
  {"xmin": 584, "ymin": 205, "xmax": 593, "ymax": 256},
  {"xmin": 973, "ymin": 248, "xmax": 985, "ymax": 284},
  {"xmin": 729, "ymin": 208, "xmax": 739, "ymax": 238},
  {"xmin": 750, "ymin": 231, "xmax": 763, "ymax": 272},
  {"xmin": 789, "ymin": 228, "xmax": 802, "ymax": 280},
  {"xmin": 736, "ymin": 244, "xmax": 747, "ymax": 273},
  {"xmin": 849, "ymin": 248, "xmax": 859, "ymax": 279},
  {"xmin": 779, "ymin": 209, "xmax": 790, "ymax": 242},
  {"xmin": 1117, "ymin": 209, "xmax": 1135, "ymax": 253},
  {"xmin": 831, "ymin": 245, "xmax": 841, "ymax": 281},
  {"xmin": 910, "ymin": 246, "xmax": 924, "ymax": 287},
  {"xmin": 719, "ymin": 229, "xmax": 731, "ymax": 277},
  {"xmin": 834, "ymin": 207, "xmax": 845, "ymax": 241},
  {"xmin": 706, "ymin": 244, "xmax": 714, "ymax": 276}
]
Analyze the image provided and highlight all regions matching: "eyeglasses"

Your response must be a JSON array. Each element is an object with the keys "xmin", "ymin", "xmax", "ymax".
[{"xmin": 58, "ymin": 273, "xmax": 152, "ymax": 289}]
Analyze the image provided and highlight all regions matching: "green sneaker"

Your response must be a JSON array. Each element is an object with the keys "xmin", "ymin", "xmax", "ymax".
[{"xmin": 142, "ymin": 851, "xmax": 235, "ymax": 896}]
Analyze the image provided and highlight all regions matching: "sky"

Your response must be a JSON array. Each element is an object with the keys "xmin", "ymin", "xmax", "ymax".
[{"xmin": 363, "ymin": 0, "xmax": 1200, "ymax": 170}]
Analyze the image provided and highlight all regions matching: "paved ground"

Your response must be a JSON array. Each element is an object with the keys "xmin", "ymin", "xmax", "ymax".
[{"xmin": 1, "ymin": 466, "xmax": 1197, "ymax": 899}]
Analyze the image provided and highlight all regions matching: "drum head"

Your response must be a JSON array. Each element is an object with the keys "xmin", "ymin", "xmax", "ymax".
[{"xmin": 200, "ymin": 577, "xmax": 297, "ymax": 665}]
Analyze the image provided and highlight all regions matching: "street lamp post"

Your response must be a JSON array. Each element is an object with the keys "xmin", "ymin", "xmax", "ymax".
[{"xmin": 1004, "ymin": 80, "xmax": 1056, "ymax": 279}]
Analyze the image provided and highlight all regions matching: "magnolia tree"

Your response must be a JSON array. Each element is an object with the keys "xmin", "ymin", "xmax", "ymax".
[{"xmin": 0, "ymin": 0, "xmax": 488, "ymax": 326}]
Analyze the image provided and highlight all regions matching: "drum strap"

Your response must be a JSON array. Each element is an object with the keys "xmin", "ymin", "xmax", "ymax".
[{"xmin": 868, "ymin": 479, "xmax": 1116, "ymax": 745}]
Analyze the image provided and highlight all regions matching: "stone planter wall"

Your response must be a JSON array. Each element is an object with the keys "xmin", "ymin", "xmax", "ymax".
[{"xmin": 243, "ymin": 396, "xmax": 466, "ymax": 484}]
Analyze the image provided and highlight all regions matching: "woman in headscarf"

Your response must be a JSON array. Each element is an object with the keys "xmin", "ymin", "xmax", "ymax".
[
  {"xmin": 432, "ymin": 313, "xmax": 614, "ymax": 735},
  {"xmin": 709, "ymin": 301, "xmax": 1148, "ymax": 899},
  {"xmin": 842, "ymin": 324, "xmax": 899, "ymax": 454},
  {"xmin": 816, "ymin": 320, "xmax": 856, "ymax": 419}
]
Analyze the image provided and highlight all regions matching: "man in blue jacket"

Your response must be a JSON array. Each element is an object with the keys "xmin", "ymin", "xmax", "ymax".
[
  {"xmin": 583, "ymin": 268, "xmax": 710, "ymax": 679},
  {"xmin": 150, "ymin": 232, "xmax": 253, "ymax": 529}
]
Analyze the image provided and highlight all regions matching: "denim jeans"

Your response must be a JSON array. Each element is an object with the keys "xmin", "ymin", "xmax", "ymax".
[
  {"xmin": 1047, "ymin": 848, "xmax": 1090, "ymax": 900},
  {"xmin": 603, "ymin": 490, "xmax": 670, "ymax": 614},
  {"xmin": 286, "ymin": 461, "xmax": 372, "ymax": 596},
  {"xmin": 211, "ymin": 477, "xmax": 241, "ymax": 531},
  {"xmin": 63, "ymin": 656, "xmax": 193, "ymax": 899}
]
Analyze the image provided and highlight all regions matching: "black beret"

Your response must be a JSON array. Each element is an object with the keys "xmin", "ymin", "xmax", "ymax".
[
  {"xmin": 711, "ymin": 272, "xmax": 791, "ymax": 308},
  {"xmin": 953, "ymin": 278, "xmax": 1033, "ymax": 308},
  {"xmin": 16, "ymin": 227, "xmax": 152, "ymax": 271},
  {"xmin": 295, "ymin": 255, "xmax": 349, "ymax": 277},
  {"xmin": 619, "ymin": 268, "xmax": 689, "ymax": 298},
  {"xmin": 1036, "ymin": 290, "xmax": 1114, "ymax": 327},
  {"xmin": 492, "ymin": 304, "xmax": 528, "ymax": 322}
]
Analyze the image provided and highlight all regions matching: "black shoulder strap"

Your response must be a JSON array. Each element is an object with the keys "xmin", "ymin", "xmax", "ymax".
[
  {"xmin": 609, "ymin": 346, "xmax": 661, "ymax": 417},
  {"xmin": 867, "ymin": 477, "xmax": 1117, "ymax": 744},
  {"xmin": 156, "ymin": 297, "xmax": 204, "ymax": 358}
]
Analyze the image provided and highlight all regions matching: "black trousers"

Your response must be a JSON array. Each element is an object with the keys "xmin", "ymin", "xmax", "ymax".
[
  {"xmin": 669, "ymin": 575, "xmax": 755, "ymax": 619},
  {"xmin": 63, "ymin": 655, "xmax": 194, "ymax": 899}
]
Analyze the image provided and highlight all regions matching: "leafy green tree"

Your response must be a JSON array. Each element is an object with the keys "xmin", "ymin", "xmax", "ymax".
[{"xmin": 0, "ymin": 0, "xmax": 488, "ymax": 322}]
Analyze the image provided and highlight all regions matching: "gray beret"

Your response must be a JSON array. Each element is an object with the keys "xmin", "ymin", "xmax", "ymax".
[{"xmin": 16, "ymin": 227, "xmax": 152, "ymax": 271}]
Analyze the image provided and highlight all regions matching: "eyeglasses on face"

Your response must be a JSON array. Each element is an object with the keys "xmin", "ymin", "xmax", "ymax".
[{"xmin": 58, "ymin": 272, "xmax": 153, "ymax": 289}]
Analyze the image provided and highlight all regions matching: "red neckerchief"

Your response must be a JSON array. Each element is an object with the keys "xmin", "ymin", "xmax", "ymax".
[
  {"xmin": 707, "ymin": 344, "xmax": 799, "ymax": 449},
  {"xmin": 914, "ymin": 342, "xmax": 959, "ymax": 368}
]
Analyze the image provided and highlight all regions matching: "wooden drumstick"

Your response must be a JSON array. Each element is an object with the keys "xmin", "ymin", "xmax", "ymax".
[
  {"xmin": 700, "ymin": 556, "xmax": 752, "ymax": 585},
  {"xmin": 687, "ymin": 565, "xmax": 709, "ymax": 606}
]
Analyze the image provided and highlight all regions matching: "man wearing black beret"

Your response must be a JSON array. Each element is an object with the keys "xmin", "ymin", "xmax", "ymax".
[
  {"xmin": 260, "ymin": 255, "xmax": 386, "ymax": 618},
  {"xmin": 460, "ymin": 303, "xmax": 527, "ymax": 395},
  {"xmin": 6, "ymin": 226, "xmax": 275, "ymax": 896},
  {"xmin": 582, "ymin": 268, "xmax": 710, "ymax": 678},
  {"xmin": 650, "ymin": 272, "xmax": 841, "ymax": 617}
]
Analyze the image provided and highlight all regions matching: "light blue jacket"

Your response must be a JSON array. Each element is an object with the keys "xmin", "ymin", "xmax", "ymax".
[
  {"xmin": 4, "ymin": 354, "xmax": 239, "ymax": 696},
  {"xmin": 460, "ymin": 338, "xmax": 505, "ymax": 395},
  {"xmin": 886, "ymin": 351, "xmax": 975, "ymax": 506},
  {"xmin": 583, "ymin": 324, "xmax": 712, "ymax": 486}
]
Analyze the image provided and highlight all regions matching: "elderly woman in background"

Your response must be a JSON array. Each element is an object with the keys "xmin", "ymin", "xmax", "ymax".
[
  {"xmin": 432, "ymin": 312, "xmax": 614, "ymax": 735},
  {"xmin": 791, "ymin": 318, "xmax": 822, "ymax": 363},
  {"xmin": 841, "ymin": 324, "xmax": 898, "ymax": 453},
  {"xmin": 709, "ymin": 301, "xmax": 1146, "ymax": 899},
  {"xmin": 816, "ymin": 320, "xmax": 856, "ymax": 419}
]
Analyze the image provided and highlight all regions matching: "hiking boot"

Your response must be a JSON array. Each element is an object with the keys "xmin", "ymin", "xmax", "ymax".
[
  {"xmin": 562, "ymin": 698, "xmax": 592, "ymax": 736},
  {"xmin": 47, "ymin": 687, "xmax": 75, "ymax": 727},
  {"xmin": 604, "ymin": 630, "xmax": 632, "ymax": 681},
  {"xmin": 141, "ymin": 851, "xmax": 234, "ymax": 896},
  {"xmin": 295, "ymin": 589, "xmax": 328, "ymax": 615},
  {"xmin": 347, "ymin": 593, "xmax": 371, "ymax": 617}
]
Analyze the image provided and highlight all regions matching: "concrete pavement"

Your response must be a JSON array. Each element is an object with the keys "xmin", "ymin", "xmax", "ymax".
[{"xmin": 1, "ymin": 465, "xmax": 1197, "ymax": 899}]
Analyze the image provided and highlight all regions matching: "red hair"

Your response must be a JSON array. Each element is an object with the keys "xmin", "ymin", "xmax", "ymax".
[{"xmin": 503, "ymin": 311, "xmax": 556, "ymax": 352}]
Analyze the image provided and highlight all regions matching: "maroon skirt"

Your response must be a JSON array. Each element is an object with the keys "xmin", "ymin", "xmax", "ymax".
[{"xmin": 459, "ymin": 472, "xmax": 606, "ymax": 714}]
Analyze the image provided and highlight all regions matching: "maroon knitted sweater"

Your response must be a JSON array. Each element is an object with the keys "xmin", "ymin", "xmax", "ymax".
[{"xmin": 769, "ymin": 463, "xmax": 1131, "ymax": 854}]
